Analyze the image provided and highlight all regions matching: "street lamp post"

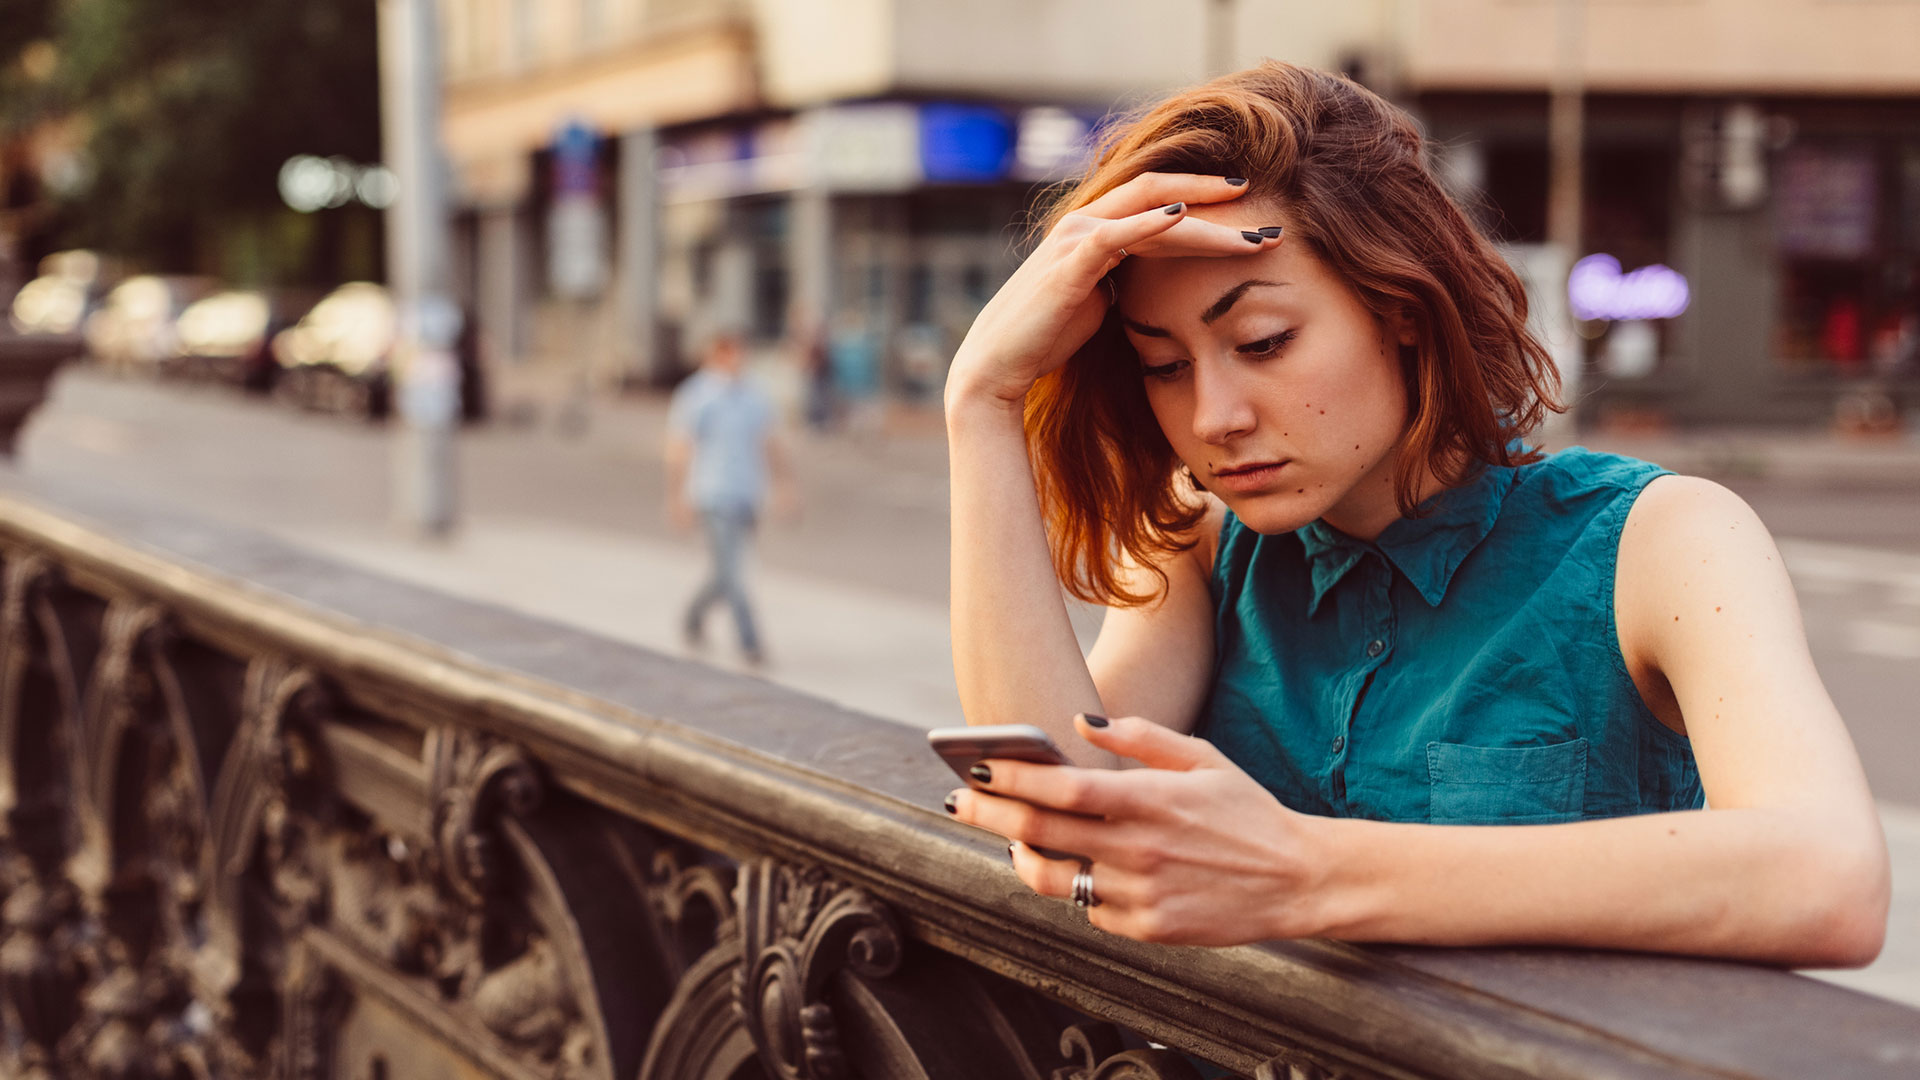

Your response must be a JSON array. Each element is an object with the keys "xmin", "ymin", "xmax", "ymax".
[
  {"xmin": 1543, "ymin": 0, "xmax": 1586, "ymax": 445},
  {"xmin": 377, "ymin": 0, "xmax": 460, "ymax": 537}
]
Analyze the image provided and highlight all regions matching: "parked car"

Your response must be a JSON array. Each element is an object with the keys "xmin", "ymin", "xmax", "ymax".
[
  {"xmin": 8, "ymin": 250, "xmax": 109, "ymax": 337},
  {"xmin": 83, "ymin": 274, "xmax": 212, "ymax": 375},
  {"xmin": 170, "ymin": 288, "xmax": 318, "ymax": 393},
  {"xmin": 270, "ymin": 282, "xmax": 396, "ymax": 419},
  {"xmin": 268, "ymin": 283, "xmax": 487, "ymax": 423}
]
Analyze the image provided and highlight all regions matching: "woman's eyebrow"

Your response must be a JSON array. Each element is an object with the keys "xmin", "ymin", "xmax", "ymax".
[
  {"xmin": 1119, "ymin": 279, "xmax": 1294, "ymax": 337},
  {"xmin": 1201, "ymin": 279, "xmax": 1292, "ymax": 324}
]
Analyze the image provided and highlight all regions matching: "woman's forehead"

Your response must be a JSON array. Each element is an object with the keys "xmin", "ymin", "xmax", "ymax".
[{"xmin": 1117, "ymin": 236, "xmax": 1324, "ymax": 321}]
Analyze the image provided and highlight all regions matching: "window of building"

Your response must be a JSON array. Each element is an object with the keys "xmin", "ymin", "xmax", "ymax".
[{"xmin": 1773, "ymin": 139, "xmax": 1920, "ymax": 380}]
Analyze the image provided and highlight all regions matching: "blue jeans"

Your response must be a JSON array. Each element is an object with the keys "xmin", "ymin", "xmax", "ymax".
[{"xmin": 685, "ymin": 506, "xmax": 761, "ymax": 654}]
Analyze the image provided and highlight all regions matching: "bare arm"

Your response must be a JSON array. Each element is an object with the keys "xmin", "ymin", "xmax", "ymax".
[
  {"xmin": 946, "ymin": 393, "xmax": 1110, "ymax": 764},
  {"xmin": 955, "ymin": 477, "xmax": 1889, "ymax": 965}
]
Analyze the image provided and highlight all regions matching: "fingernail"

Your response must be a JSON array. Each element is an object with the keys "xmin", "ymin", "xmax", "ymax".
[
  {"xmin": 1225, "ymin": 177, "xmax": 1248, "ymax": 187},
  {"xmin": 1258, "ymin": 226, "xmax": 1283, "ymax": 238},
  {"xmin": 944, "ymin": 792, "xmax": 959, "ymax": 814},
  {"xmin": 1241, "ymin": 231, "xmax": 1264, "ymax": 244},
  {"xmin": 969, "ymin": 763, "xmax": 992, "ymax": 783},
  {"xmin": 1081, "ymin": 713, "xmax": 1110, "ymax": 728},
  {"xmin": 1163, "ymin": 201, "xmax": 1185, "ymax": 215}
]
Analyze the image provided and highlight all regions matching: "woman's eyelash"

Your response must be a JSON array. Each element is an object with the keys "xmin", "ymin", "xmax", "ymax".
[
  {"xmin": 1239, "ymin": 329, "xmax": 1297, "ymax": 355},
  {"xmin": 1140, "ymin": 331, "xmax": 1296, "ymax": 379}
]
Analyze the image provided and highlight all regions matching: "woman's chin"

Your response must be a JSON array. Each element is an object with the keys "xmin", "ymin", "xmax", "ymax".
[{"xmin": 1218, "ymin": 490, "xmax": 1326, "ymax": 535}]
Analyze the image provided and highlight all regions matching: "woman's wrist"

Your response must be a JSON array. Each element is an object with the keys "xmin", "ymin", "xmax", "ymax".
[
  {"xmin": 1271, "ymin": 812, "xmax": 1375, "ymax": 941},
  {"xmin": 944, "ymin": 370, "xmax": 1030, "ymax": 430}
]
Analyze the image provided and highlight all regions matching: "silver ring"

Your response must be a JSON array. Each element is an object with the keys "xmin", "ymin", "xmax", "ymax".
[
  {"xmin": 1118, "ymin": 247, "xmax": 1130, "ymax": 259},
  {"xmin": 1070, "ymin": 865, "xmax": 1100, "ymax": 909}
]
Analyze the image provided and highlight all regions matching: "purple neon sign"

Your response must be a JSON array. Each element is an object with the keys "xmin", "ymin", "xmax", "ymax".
[{"xmin": 1567, "ymin": 254, "xmax": 1690, "ymax": 322}]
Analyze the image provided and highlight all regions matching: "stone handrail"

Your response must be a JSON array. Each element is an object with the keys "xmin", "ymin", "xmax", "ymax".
[{"xmin": 0, "ymin": 471, "xmax": 1913, "ymax": 1080}]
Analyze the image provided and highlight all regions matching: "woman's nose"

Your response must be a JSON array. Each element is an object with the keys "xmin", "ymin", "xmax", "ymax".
[{"xmin": 1190, "ymin": 363, "xmax": 1256, "ymax": 445}]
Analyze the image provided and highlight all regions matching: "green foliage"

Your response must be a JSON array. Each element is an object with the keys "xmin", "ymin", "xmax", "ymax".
[{"xmin": 19, "ymin": 0, "xmax": 382, "ymax": 282}]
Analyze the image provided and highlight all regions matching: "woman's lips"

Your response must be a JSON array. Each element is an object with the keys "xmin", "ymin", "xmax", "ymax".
[{"xmin": 1209, "ymin": 461, "xmax": 1290, "ymax": 493}]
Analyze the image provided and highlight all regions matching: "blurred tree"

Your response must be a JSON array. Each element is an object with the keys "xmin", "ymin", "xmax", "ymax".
[{"xmin": 5, "ymin": 0, "xmax": 382, "ymax": 284}]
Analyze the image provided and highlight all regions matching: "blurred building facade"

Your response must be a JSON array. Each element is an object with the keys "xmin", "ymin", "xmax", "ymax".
[{"xmin": 439, "ymin": 0, "xmax": 1920, "ymax": 425}]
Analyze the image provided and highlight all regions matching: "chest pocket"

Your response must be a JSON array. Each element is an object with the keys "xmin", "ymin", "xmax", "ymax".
[{"xmin": 1425, "ymin": 738, "xmax": 1589, "ymax": 825}]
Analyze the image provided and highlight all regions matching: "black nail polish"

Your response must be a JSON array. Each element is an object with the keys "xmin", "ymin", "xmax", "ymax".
[
  {"xmin": 1163, "ymin": 201, "xmax": 1185, "ymax": 215},
  {"xmin": 1258, "ymin": 226, "xmax": 1283, "ymax": 238},
  {"xmin": 1225, "ymin": 177, "xmax": 1248, "ymax": 186},
  {"xmin": 1082, "ymin": 714, "xmax": 1111, "ymax": 728},
  {"xmin": 1241, "ymin": 230, "xmax": 1264, "ymax": 244},
  {"xmin": 969, "ymin": 763, "xmax": 992, "ymax": 783},
  {"xmin": 944, "ymin": 793, "xmax": 959, "ymax": 814}
]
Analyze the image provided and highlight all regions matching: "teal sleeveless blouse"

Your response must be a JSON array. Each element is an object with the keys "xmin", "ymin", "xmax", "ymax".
[{"xmin": 1196, "ymin": 448, "xmax": 1704, "ymax": 825}]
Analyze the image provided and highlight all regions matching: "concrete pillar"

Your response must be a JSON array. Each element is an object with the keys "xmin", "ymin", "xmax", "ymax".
[
  {"xmin": 789, "ymin": 184, "xmax": 833, "ymax": 342},
  {"xmin": 477, "ymin": 205, "xmax": 523, "ymax": 366},
  {"xmin": 615, "ymin": 127, "xmax": 661, "ymax": 386},
  {"xmin": 1672, "ymin": 206, "xmax": 1778, "ymax": 423}
]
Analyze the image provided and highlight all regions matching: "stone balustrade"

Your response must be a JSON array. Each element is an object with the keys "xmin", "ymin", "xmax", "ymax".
[{"xmin": 0, "ymin": 473, "xmax": 1914, "ymax": 1080}]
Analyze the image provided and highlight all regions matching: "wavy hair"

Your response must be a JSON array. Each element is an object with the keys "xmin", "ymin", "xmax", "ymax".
[{"xmin": 1026, "ymin": 61, "xmax": 1563, "ymax": 607}]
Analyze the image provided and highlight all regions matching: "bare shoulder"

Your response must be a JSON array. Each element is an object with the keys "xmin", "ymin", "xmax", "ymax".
[
  {"xmin": 1615, "ymin": 473, "xmax": 1799, "ymax": 683},
  {"xmin": 1618, "ymin": 474, "xmax": 1781, "ymax": 573}
]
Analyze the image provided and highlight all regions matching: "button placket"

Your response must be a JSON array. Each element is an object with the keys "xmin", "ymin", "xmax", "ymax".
[{"xmin": 1331, "ymin": 557, "xmax": 1393, "ymax": 812}]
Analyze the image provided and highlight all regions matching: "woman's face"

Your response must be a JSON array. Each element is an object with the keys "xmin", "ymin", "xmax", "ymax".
[{"xmin": 1116, "ymin": 212, "xmax": 1419, "ymax": 539}]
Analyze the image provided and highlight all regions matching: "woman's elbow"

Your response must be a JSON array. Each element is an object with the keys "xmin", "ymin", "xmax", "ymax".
[{"xmin": 1792, "ymin": 834, "xmax": 1891, "ymax": 969}]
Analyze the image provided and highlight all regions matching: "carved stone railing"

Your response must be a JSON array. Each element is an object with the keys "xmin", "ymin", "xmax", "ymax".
[{"xmin": 0, "ymin": 472, "xmax": 1915, "ymax": 1080}]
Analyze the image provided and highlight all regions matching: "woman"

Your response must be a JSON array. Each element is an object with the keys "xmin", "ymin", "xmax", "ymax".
[{"xmin": 942, "ymin": 62, "xmax": 1889, "ymax": 965}]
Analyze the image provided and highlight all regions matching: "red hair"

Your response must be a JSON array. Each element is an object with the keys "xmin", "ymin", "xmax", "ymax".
[{"xmin": 1026, "ymin": 61, "xmax": 1563, "ymax": 606}]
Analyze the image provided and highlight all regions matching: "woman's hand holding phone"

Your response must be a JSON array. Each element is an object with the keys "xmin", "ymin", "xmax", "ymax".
[{"xmin": 940, "ymin": 714, "xmax": 1329, "ymax": 946}]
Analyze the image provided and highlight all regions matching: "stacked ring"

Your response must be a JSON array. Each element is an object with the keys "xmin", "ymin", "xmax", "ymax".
[{"xmin": 1070, "ymin": 865, "xmax": 1100, "ymax": 909}]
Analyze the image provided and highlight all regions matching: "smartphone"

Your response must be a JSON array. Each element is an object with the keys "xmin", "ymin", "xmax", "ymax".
[
  {"xmin": 927, "ymin": 724, "xmax": 1081, "ymax": 861},
  {"xmin": 927, "ymin": 724, "xmax": 1070, "ymax": 777}
]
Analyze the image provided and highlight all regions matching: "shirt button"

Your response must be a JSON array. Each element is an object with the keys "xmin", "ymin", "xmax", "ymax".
[
  {"xmin": 1331, "ymin": 735, "xmax": 1346, "ymax": 753},
  {"xmin": 1366, "ymin": 639, "xmax": 1385, "ymax": 658}
]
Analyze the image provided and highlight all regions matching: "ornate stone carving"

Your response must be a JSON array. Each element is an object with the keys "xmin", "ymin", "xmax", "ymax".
[
  {"xmin": 1053, "ymin": 1023, "xmax": 1208, "ymax": 1080},
  {"xmin": 732, "ymin": 859, "xmax": 904, "ymax": 1080},
  {"xmin": 426, "ymin": 727, "xmax": 544, "ymax": 910},
  {"xmin": 648, "ymin": 841, "xmax": 737, "ymax": 975},
  {"xmin": 0, "ymin": 554, "xmax": 85, "ymax": 1078}
]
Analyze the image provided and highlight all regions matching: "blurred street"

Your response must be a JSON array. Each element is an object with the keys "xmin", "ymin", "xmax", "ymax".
[{"xmin": 16, "ymin": 366, "xmax": 1920, "ymax": 1004}]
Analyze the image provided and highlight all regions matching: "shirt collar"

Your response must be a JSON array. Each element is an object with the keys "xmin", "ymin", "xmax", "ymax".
[{"xmin": 1296, "ymin": 463, "xmax": 1519, "ymax": 616}]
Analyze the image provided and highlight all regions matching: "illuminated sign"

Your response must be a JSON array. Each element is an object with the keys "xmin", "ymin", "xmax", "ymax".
[{"xmin": 1567, "ymin": 254, "xmax": 1690, "ymax": 322}]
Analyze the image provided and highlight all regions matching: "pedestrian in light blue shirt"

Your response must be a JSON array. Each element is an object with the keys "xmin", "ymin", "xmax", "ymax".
[{"xmin": 666, "ymin": 328, "xmax": 794, "ymax": 665}]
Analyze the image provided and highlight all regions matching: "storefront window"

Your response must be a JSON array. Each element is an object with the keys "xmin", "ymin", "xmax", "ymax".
[{"xmin": 1773, "ymin": 140, "xmax": 1920, "ymax": 379}]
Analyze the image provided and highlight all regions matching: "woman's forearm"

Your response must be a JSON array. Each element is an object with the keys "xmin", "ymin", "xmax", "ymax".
[
  {"xmin": 1305, "ymin": 807, "xmax": 1890, "ymax": 967},
  {"xmin": 946, "ymin": 388, "xmax": 1112, "ymax": 765}
]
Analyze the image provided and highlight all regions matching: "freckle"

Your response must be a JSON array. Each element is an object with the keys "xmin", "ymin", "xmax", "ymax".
[
  {"xmin": 1297, "ymin": 488, "xmax": 1305, "ymax": 493},
  {"xmin": 1319, "ymin": 409, "xmax": 1326, "ymax": 415},
  {"xmin": 1715, "ymin": 606, "xmax": 1721, "ymax": 612},
  {"xmin": 1668, "ymin": 828, "xmax": 1677, "ymax": 836},
  {"xmin": 1354, "ymin": 444, "xmax": 1360, "ymax": 449},
  {"xmin": 1673, "ymin": 615, "xmax": 1680, "ymax": 621}
]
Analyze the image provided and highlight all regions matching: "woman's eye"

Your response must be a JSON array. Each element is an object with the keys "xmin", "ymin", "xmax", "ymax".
[
  {"xmin": 1140, "ymin": 359, "xmax": 1187, "ymax": 380},
  {"xmin": 1238, "ymin": 329, "xmax": 1297, "ymax": 357}
]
